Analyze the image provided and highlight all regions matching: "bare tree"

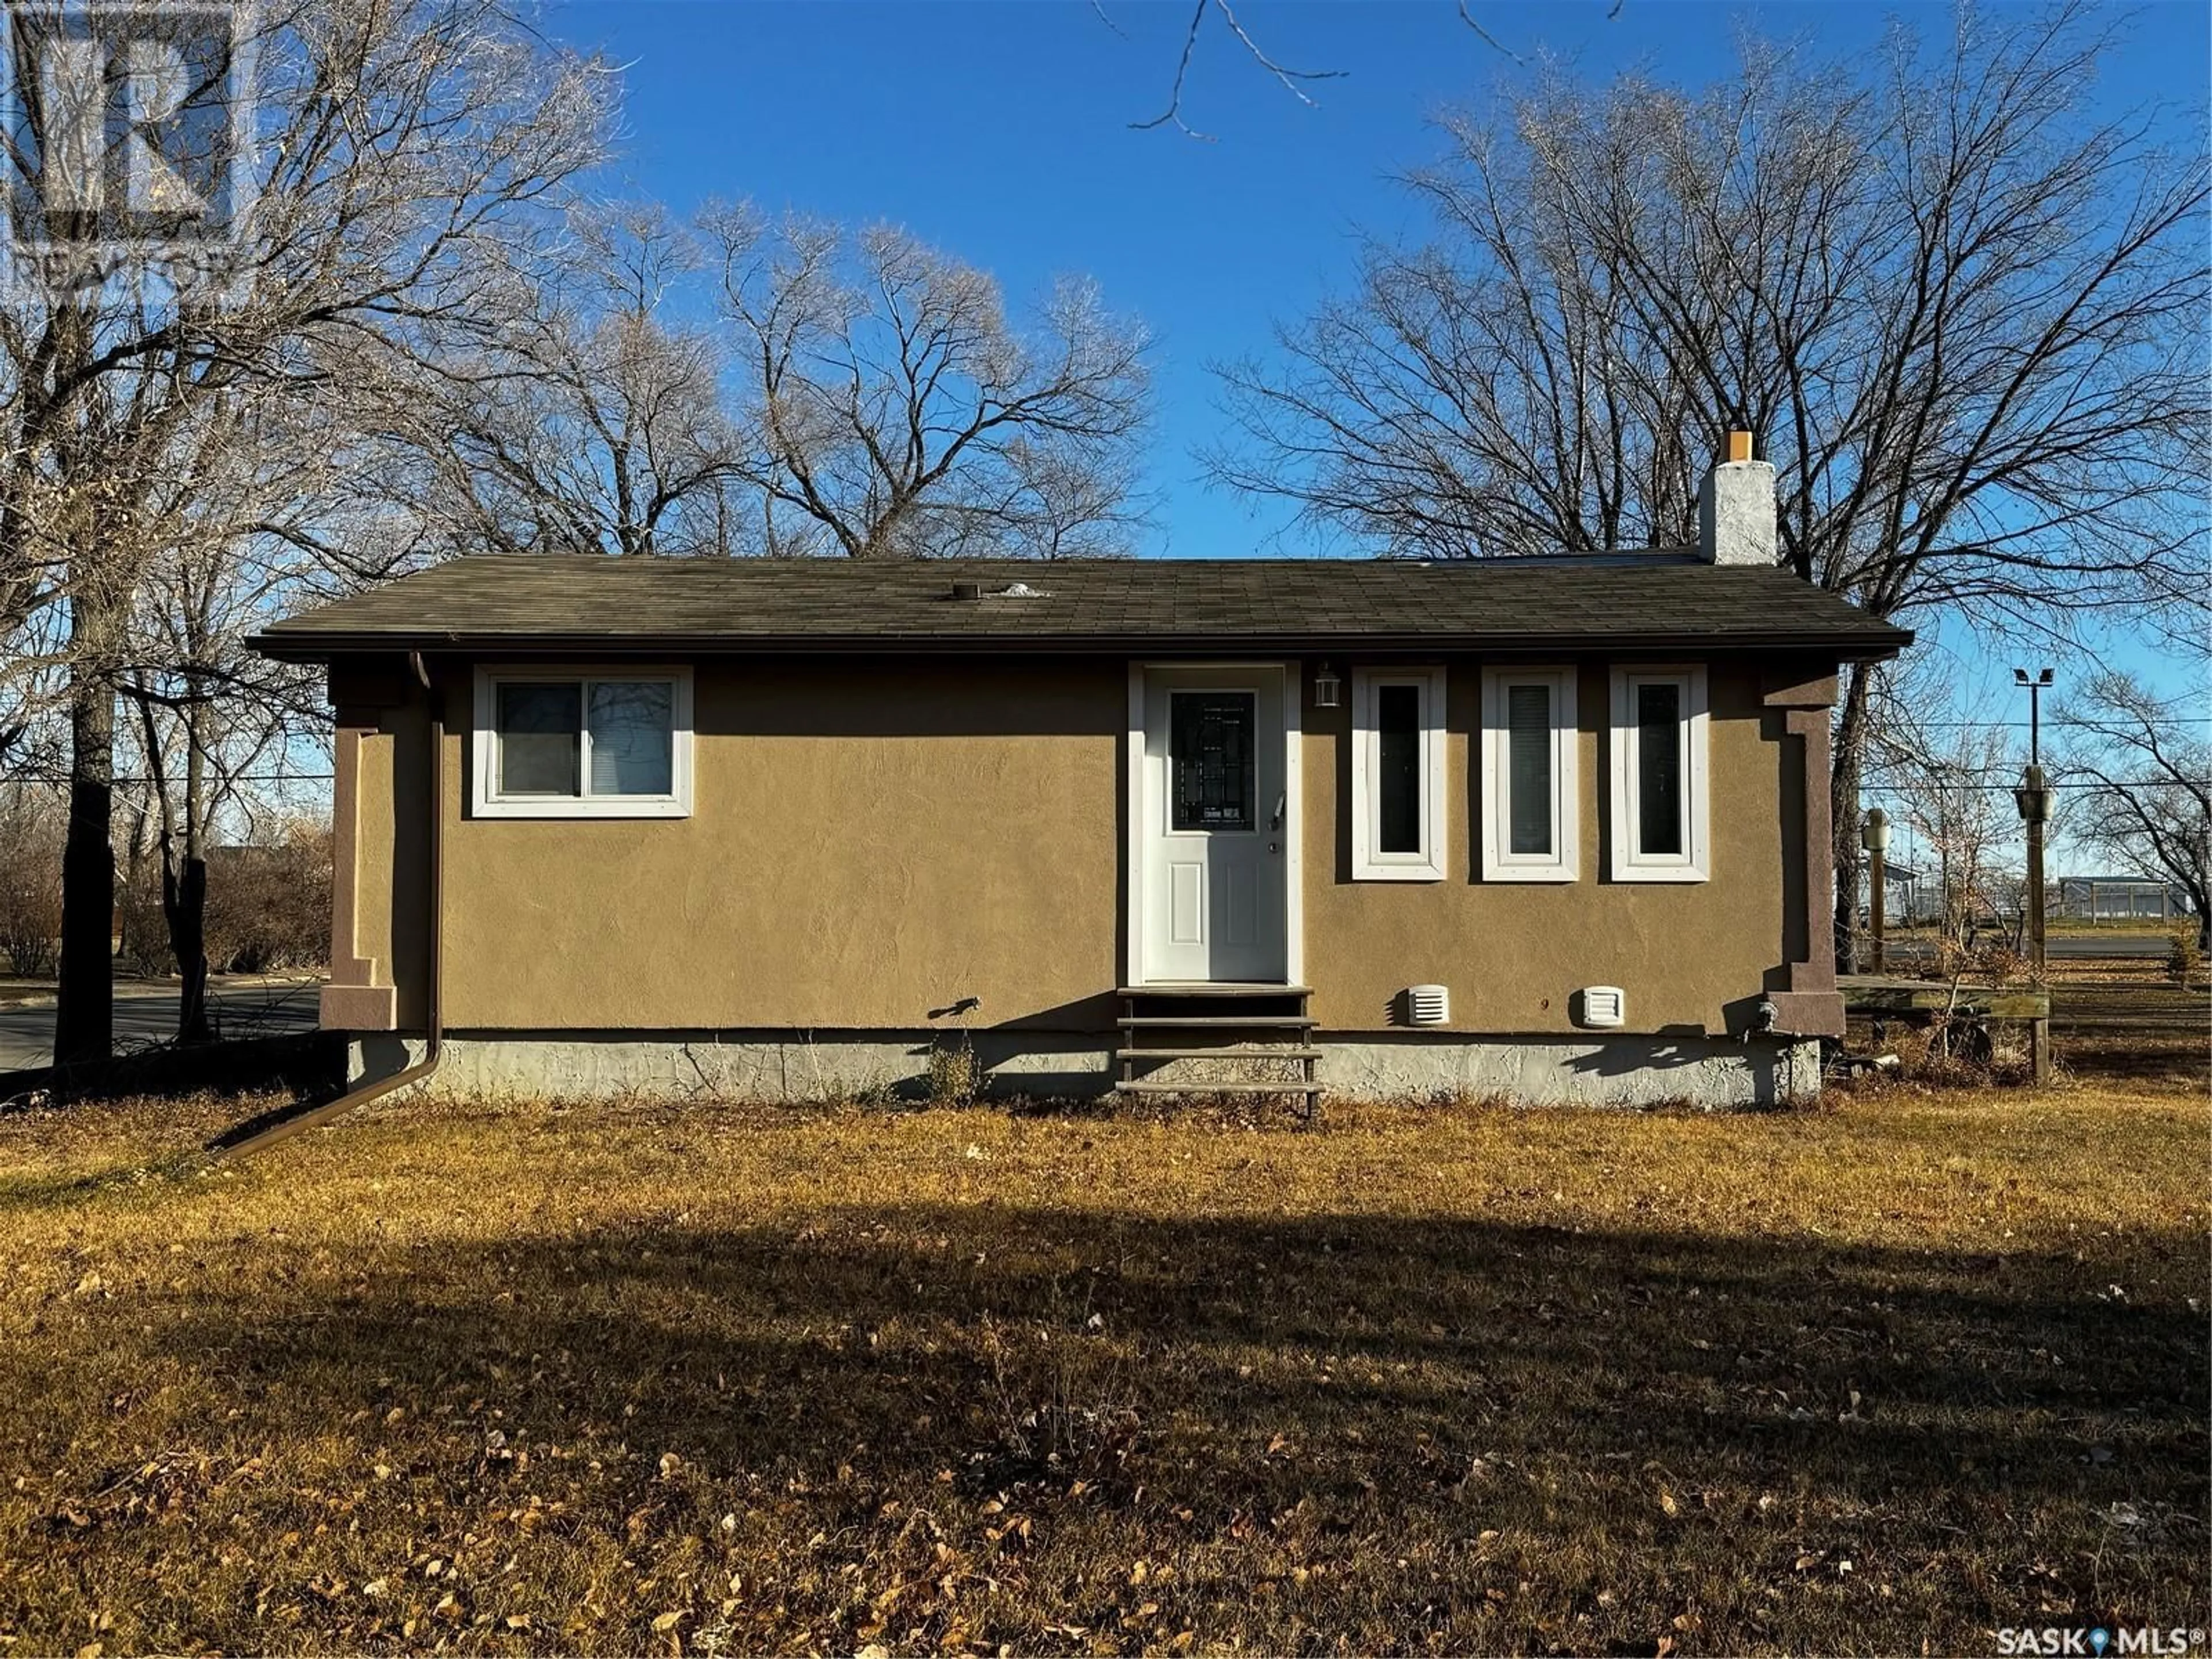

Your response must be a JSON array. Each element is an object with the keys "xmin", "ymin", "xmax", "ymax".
[
  {"xmin": 1115, "ymin": 0, "xmax": 1596, "ymax": 139},
  {"xmin": 111, "ymin": 391, "xmax": 336, "ymax": 1040},
  {"xmin": 0, "ymin": 0, "xmax": 614, "ymax": 1063},
  {"xmin": 409, "ymin": 203, "xmax": 740, "ymax": 558},
  {"xmin": 2059, "ymin": 672, "xmax": 2210, "ymax": 951},
  {"xmin": 707, "ymin": 208, "xmax": 1152, "ymax": 560},
  {"xmin": 1885, "ymin": 724, "xmax": 2021, "ymax": 957},
  {"xmin": 1210, "ymin": 3, "xmax": 2209, "ymax": 969}
]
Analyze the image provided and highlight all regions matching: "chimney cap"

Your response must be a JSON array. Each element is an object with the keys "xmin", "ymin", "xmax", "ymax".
[{"xmin": 1726, "ymin": 430, "xmax": 1755, "ymax": 464}]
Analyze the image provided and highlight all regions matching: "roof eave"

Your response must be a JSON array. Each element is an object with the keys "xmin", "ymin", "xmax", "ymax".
[{"xmin": 249, "ymin": 627, "xmax": 1914, "ymax": 663}]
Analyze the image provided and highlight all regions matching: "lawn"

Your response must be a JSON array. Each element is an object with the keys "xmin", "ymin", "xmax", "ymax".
[{"xmin": 0, "ymin": 1079, "xmax": 2204, "ymax": 1655}]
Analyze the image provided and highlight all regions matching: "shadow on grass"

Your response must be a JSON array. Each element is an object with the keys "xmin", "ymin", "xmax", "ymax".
[
  {"xmin": 0, "ymin": 1150, "xmax": 209, "ymax": 1211},
  {"xmin": 39, "ymin": 1203, "xmax": 2201, "ymax": 1649}
]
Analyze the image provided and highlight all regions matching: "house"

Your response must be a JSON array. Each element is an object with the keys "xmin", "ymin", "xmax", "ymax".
[
  {"xmin": 2055, "ymin": 874, "xmax": 2191, "ymax": 924},
  {"xmin": 1859, "ymin": 859, "xmax": 1928, "ymax": 927},
  {"xmin": 251, "ymin": 438, "xmax": 1910, "ymax": 1108}
]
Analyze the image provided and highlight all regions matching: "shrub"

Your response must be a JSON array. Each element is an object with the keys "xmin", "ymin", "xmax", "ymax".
[
  {"xmin": 205, "ymin": 817, "xmax": 332, "ymax": 972},
  {"xmin": 116, "ymin": 815, "xmax": 334, "ymax": 977},
  {"xmin": 115, "ymin": 859, "xmax": 175, "ymax": 976},
  {"xmin": 2168, "ymin": 926, "xmax": 2205, "ymax": 987},
  {"xmin": 0, "ymin": 790, "xmax": 63, "ymax": 975},
  {"xmin": 925, "ymin": 1034, "xmax": 980, "ymax": 1108}
]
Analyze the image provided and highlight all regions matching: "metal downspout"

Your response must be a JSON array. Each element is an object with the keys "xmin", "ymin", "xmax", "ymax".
[{"xmin": 210, "ymin": 652, "xmax": 444, "ymax": 1160}]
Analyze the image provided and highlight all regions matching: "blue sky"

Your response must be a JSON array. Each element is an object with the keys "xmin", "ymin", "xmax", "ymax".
[{"xmin": 548, "ymin": 0, "xmax": 2208, "ymax": 743}]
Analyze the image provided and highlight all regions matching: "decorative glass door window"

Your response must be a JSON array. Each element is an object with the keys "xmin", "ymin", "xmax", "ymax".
[{"xmin": 1170, "ymin": 691, "xmax": 1256, "ymax": 831}]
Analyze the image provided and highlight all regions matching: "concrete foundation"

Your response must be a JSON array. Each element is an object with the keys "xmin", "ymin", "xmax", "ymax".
[{"xmin": 349, "ymin": 1029, "xmax": 1821, "ymax": 1109}]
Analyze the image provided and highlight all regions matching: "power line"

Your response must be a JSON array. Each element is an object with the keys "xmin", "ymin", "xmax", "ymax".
[
  {"xmin": 1891, "ymin": 717, "xmax": 2207, "ymax": 730},
  {"xmin": 1, "ymin": 772, "xmax": 332, "ymax": 786}
]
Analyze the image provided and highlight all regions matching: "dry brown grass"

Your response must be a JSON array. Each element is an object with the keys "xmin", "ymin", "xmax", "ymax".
[{"xmin": 0, "ymin": 1080, "xmax": 2205, "ymax": 1656}]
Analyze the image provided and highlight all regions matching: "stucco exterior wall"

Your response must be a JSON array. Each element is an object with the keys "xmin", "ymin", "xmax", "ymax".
[
  {"xmin": 1298, "ymin": 661, "xmax": 1792, "ymax": 1036},
  {"xmin": 328, "ymin": 652, "xmax": 1830, "ymax": 1044}
]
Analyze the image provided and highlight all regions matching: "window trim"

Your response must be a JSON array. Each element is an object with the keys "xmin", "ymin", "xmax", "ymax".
[
  {"xmin": 1608, "ymin": 664, "xmax": 1709, "ymax": 881},
  {"xmin": 1479, "ymin": 665, "xmax": 1579, "ymax": 882},
  {"xmin": 471, "ymin": 665, "xmax": 694, "ymax": 820},
  {"xmin": 1350, "ymin": 666, "xmax": 1446, "ymax": 882}
]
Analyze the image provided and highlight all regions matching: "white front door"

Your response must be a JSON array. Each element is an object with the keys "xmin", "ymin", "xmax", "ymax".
[{"xmin": 1139, "ymin": 665, "xmax": 1290, "ymax": 983}]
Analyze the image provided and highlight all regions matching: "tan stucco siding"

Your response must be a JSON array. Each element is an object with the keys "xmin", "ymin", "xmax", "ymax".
[
  {"xmin": 435, "ymin": 659, "xmax": 1123, "ymax": 1030},
  {"xmin": 332, "ymin": 653, "xmax": 1812, "ymax": 1039},
  {"xmin": 1299, "ymin": 662, "xmax": 1788, "ymax": 1034}
]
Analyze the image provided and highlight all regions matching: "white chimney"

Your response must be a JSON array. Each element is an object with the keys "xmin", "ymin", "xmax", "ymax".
[{"xmin": 1698, "ymin": 430, "xmax": 1777, "ymax": 567}]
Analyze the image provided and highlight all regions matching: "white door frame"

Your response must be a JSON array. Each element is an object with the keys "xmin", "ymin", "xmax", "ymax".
[{"xmin": 1124, "ymin": 660, "xmax": 1303, "ymax": 986}]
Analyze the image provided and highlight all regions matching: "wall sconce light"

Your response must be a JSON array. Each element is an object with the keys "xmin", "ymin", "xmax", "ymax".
[{"xmin": 1313, "ymin": 661, "xmax": 1342, "ymax": 708}]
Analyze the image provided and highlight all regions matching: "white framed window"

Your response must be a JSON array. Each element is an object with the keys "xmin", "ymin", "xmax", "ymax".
[
  {"xmin": 1351, "ymin": 666, "xmax": 1446, "ymax": 881},
  {"xmin": 472, "ymin": 666, "xmax": 694, "ymax": 819},
  {"xmin": 1480, "ymin": 666, "xmax": 1578, "ymax": 881},
  {"xmin": 1609, "ymin": 664, "xmax": 1709, "ymax": 881}
]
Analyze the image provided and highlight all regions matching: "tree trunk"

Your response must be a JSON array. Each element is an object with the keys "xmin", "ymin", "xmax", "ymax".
[
  {"xmin": 171, "ymin": 687, "xmax": 211, "ymax": 1044},
  {"xmin": 1830, "ymin": 661, "xmax": 1874, "ymax": 975},
  {"xmin": 163, "ymin": 847, "xmax": 211, "ymax": 1044},
  {"xmin": 52, "ymin": 660, "xmax": 115, "ymax": 1066}
]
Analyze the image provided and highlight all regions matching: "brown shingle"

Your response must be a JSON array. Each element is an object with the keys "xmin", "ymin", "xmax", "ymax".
[{"xmin": 251, "ymin": 554, "xmax": 1912, "ymax": 658}]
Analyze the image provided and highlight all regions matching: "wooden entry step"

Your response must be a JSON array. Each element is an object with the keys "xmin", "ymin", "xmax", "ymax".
[
  {"xmin": 1115, "ymin": 983, "xmax": 1313, "ymax": 998},
  {"xmin": 1116, "ymin": 1047, "xmax": 1324, "ymax": 1062},
  {"xmin": 1113, "ymin": 1014, "xmax": 1315, "ymax": 1030},
  {"xmin": 1114, "ymin": 1080, "xmax": 1325, "ymax": 1097},
  {"xmin": 1114, "ymin": 984, "xmax": 1322, "ymax": 1114}
]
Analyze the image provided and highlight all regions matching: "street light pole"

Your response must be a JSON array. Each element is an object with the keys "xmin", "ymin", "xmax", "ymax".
[{"xmin": 2015, "ymin": 665, "xmax": 2053, "ymax": 766}]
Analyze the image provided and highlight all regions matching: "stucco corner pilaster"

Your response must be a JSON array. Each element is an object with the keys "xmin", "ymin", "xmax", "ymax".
[
  {"xmin": 324, "ymin": 721, "xmax": 393, "ymax": 1027},
  {"xmin": 321, "ymin": 983, "xmax": 398, "ymax": 1030},
  {"xmin": 1767, "ymin": 988, "xmax": 1845, "ymax": 1039},
  {"xmin": 1782, "ymin": 704, "xmax": 1839, "ymax": 995},
  {"xmin": 1763, "ymin": 665, "xmax": 1839, "ymax": 711}
]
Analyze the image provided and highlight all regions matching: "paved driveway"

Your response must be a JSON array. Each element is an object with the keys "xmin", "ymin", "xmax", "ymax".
[{"xmin": 0, "ymin": 978, "xmax": 321, "ymax": 1071}]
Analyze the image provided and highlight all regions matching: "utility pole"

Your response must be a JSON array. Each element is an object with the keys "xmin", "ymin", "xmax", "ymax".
[
  {"xmin": 2012, "ymin": 668, "xmax": 2055, "ymax": 979},
  {"xmin": 1861, "ymin": 807, "xmax": 1890, "ymax": 973}
]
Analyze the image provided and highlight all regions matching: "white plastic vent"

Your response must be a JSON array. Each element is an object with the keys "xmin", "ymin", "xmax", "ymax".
[
  {"xmin": 1406, "ymin": 984, "xmax": 1450, "ymax": 1026},
  {"xmin": 1578, "ymin": 986, "xmax": 1626, "ymax": 1028}
]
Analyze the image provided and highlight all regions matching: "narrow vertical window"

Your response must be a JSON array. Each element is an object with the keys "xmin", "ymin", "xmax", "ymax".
[
  {"xmin": 1634, "ymin": 680, "xmax": 1684, "ymax": 856},
  {"xmin": 1610, "ymin": 666, "xmax": 1709, "ymax": 880},
  {"xmin": 1375, "ymin": 683, "xmax": 1422, "ymax": 853},
  {"xmin": 1481, "ymin": 667, "xmax": 1578, "ymax": 881},
  {"xmin": 1507, "ymin": 684, "xmax": 1553, "ymax": 855},
  {"xmin": 1353, "ymin": 668, "xmax": 1446, "ymax": 880}
]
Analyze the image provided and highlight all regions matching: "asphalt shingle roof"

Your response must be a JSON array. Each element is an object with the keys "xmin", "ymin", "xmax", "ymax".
[{"xmin": 252, "ymin": 554, "xmax": 1912, "ymax": 658}]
